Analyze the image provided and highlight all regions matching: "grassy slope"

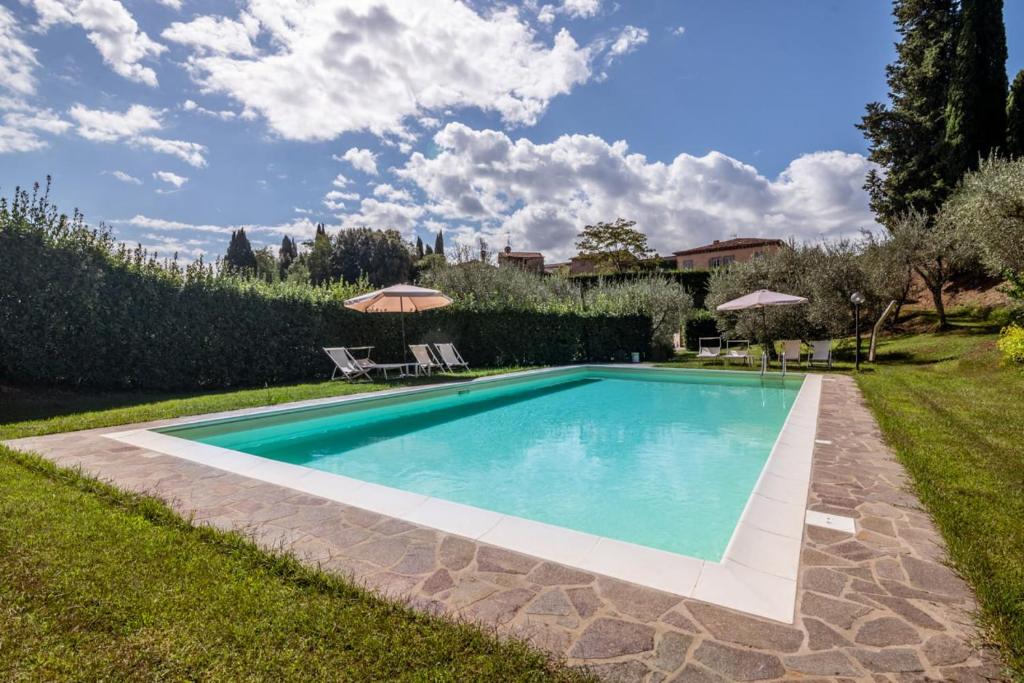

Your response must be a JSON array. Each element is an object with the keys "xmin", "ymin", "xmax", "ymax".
[{"xmin": 0, "ymin": 447, "xmax": 586, "ymax": 682}]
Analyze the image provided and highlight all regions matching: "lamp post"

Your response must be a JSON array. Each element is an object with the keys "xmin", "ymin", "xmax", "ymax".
[{"xmin": 851, "ymin": 292, "xmax": 865, "ymax": 371}]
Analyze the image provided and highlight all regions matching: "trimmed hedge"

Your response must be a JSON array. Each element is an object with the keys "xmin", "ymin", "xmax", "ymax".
[
  {"xmin": 683, "ymin": 310, "xmax": 720, "ymax": 351},
  {"xmin": 568, "ymin": 270, "xmax": 710, "ymax": 308},
  {"xmin": 0, "ymin": 220, "xmax": 651, "ymax": 391}
]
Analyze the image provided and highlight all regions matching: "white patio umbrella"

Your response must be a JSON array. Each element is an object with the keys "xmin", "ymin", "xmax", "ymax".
[
  {"xmin": 344, "ymin": 284, "xmax": 453, "ymax": 362},
  {"xmin": 716, "ymin": 289, "xmax": 808, "ymax": 372}
]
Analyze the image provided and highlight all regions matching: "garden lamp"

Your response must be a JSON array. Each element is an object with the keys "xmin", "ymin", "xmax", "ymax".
[{"xmin": 851, "ymin": 292, "xmax": 865, "ymax": 371}]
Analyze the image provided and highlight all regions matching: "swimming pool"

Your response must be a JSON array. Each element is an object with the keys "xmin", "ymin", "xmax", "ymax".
[{"xmin": 158, "ymin": 367, "xmax": 802, "ymax": 561}]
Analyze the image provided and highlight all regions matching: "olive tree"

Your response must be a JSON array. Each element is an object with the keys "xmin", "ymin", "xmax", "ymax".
[{"xmin": 584, "ymin": 277, "xmax": 693, "ymax": 352}]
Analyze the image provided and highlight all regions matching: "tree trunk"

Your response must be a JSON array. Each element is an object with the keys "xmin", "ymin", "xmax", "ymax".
[{"xmin": 930, "ymin": 283, "xmax": 948, "ymax": 329}]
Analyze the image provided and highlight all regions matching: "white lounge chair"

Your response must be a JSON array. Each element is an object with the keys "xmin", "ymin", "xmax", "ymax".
[
  {"xmin": 409, "ymin": 344, "xmax": 443, "ymax": 375},
  {"xmin": 696, "ymin": 337, "xmax": 722, "ymax": 363},
  {"xmin": 434, "ymin": 343, "xmax": 469, "ymax": 372},
  {"xmin": 778, "ymin": 339, "xmax": 802, "ymax": 371},
  {"xmin": 725, "ymin": 339, "xmax": 752, "ymax": 366},
  {"xmin": 807, "ymin": 339, "xmax": 833, "ymax": 369},
  {"xmin": 323, "ymin": 347, "xmax": 373, "ymax": 382}
]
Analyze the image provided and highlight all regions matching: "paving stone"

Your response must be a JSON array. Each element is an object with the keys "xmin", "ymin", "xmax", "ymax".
[
  {"xmin": 651, "ymin": 631, "xmax": 693, "ymax": 673},
  {"xmin": 346, "ymin": 536, "xmax": 410, "ymax": 567},
  {"xmin": 320, "ymin": 526, "xmax": 373, "ymax": 549},
  {"xmin": 850, "ymin": 648, "xmax": 925, "ymax": 673},
  {"xmin": 692, "ymin": 641, "xmax": 785, "ymax": 681},
  {"xmin": 421, "ymin": 568, "xmax": 454, "ymax": 595},
  {"xmin": 874, "ymin": 558, "xmax": 907, "ymax": 582},
  {"xmin": 802, "ymin": 567, "xmax": 848, "ymax": 596},
  {"xmin": 901, "ymin": 556, "xmax": 970, "ymax": 598},
  {"xmin": 803, "ymin": 617, "xmax": 853, "ymax": 650},
  {"xmin": 783, "ymin": 651, "xmax": 862, "ymax": 676},
  {"xmin": 661, "ymin": 609, "xmax": 702, "ymax": 633},
  {"xmin": 438, "ymin": 535, "xmax": 475, "ymax": 570},
  {"xmin": 801, "ymin": 592, "xmax": 872, "ymax": 629},
  {"xmin": 373, "ymin": 518, "xmax": 417, "ymax": 535},
  {"xmin": 855, "ymin": 617, "xmax": 922, "ymax": 646},
  {"xmin": 667, "ymin": 664, "xmax": 728, "ymax": 683},
  {"xmin": 462, "ymin": 587, "xmax": 534, "ymax": 625},
  {"xmin": 528, "ymin": 562, "xmax": 595, "ymax": 586},
  {"xmin": 569, "ymin": 618, "xmax": 656, "ymax": 659},
  {"xmin": 445, "ymin": 577, "xmax": 498, "ymax": 609},
  {"xmin": 807, "ymin": 525, "xmax": 853, "ymax": 544},
  {"xmin": 863, "ymin": 595, "xmax": 946, "ymax": 631},
  {"xmin": 580, "ymin": 660, "xmax": 650, "ymax": 683},
  {"xmin": 391, "ymin": 544, "xmax": 436, "ymax": 575},
  {"xmin": 598, "ymin": 578, "xmax": 681, "ymax": 622},
  {"xmin": 525, "ymin": 588, "xmax": 574, "ymax": 617},
  {"xmin": 567, "ymin": 586, "xmax": 603, "ymax": 619},
  {"xmin": 363, "ymin": 571, "xmax": 419, "ymax": 597},
  {"xmin": 802, "ymin": 547, "xmax": 853, "ymax": 567},
  {"xmin": 686, "ymin": 601, "xmax": 803, "ymax": 653},
  {"xmin": 860, "ymin": 516, "xmax": 897, "ymax": 537},
  {"xmin": 477, "ymin": 545, "xmax": 538, "ymax": 574},
  {"xmin": 344, "ymin": 507, "xmax": 387, "ymax": 528},
  {"xmin": 923, "ymin": 633, "xmax": 972, "ymax": 666},
  {"xmin": 516, "ymin": 621, "xmax": 573, "ymax": 654}
]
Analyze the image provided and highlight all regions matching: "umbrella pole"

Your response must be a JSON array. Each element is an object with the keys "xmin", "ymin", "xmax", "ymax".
[
  {"xmin": 400, "ymin": 298, "xmax": 407, "ymax": 365},
  {"xmin": 761, "ymin": 306, "xmax": 768, "ymax": 376}
]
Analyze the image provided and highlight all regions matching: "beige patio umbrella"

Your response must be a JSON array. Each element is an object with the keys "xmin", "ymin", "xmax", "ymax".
[
  {"xmin": 716, "ymin": 289, "xmax": 808, "ymax": 373},
  {"xmin": 344, "ymin": 284, "xmax": 453, "ymax": 362}
]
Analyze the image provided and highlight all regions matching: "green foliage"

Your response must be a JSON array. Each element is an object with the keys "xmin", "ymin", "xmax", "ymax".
[
  {"xmin": 433, "ymin": 230, "xmax": 445, "ymax": 259},
  {"xmin": 307, "ymin": 223, "xmax": 332, "ymax": 285},
  {"xmin": 418, "ymin": 260, "xmax": 582, "ymax": 312},
  {"xmin": 278, "ymin": 235, "xmax": 297, "ymax": 279},
  {"xmin": 415, "ymin": 235, "xmax": 424, "ymax": 259},
  {"xmin": 683, "ymin": 310, "xmax": 719, "ymax": 351},
  {"xmin": 253, "ymin": 246, "xmax": 279, "ymax": 283},
  {"xmin": 859, "ymin": 0, "xmax": 959, "ymax": 222},
  {"xmin": 583, "ymin": 278, "xmax": 692, "ymax": 355},
  {"xmin": 224, "ymin": 227, "xmax": 257, "ymax": 273},
  {"xmin": 997, "ymin": 324, "xmax": 1024, "ymax": 364},
  {"xmin": 329, "ymin": 226, "xmax": 413, "ymax": 286},
  {"xmin": 569, "ymin": 270, "xmax": 711, "ymax": 308},
  {"xmin": 1008, "ymin": 70, "xmax": 1024, "ymax": 158},
  {"xmin": 0, "ymin": 184, "xmax": 650, "ymax": 390},
  {"xmin": 574, "ymin": 218, "xmax": 654, "ymax": 273},
  {"xmin": 944, "ymin": 0, "xmax": 1008, "ymax": 181}
]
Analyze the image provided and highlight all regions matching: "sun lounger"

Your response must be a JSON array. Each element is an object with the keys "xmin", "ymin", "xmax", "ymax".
[
  {"xmin": 410, "ymin": 344, "xmax": 443, "ymax": 375},
  {"xmin": 807, "ymin": 339, "xmax": 833, "ymax": 369},
  {"xmin": 725, "ymin": 339, "xmax": 752, "ymax": 366},
  {"xmin": 434, "ymin": 343, "xmax": 469, "ymax": 372},
  {"xmin": 696, "ymin": 337, "xmax": 722, "ymax": 363},
  {"xmin": 778, "ymin": 339, "xmax": 802, "ymax": 372},
  {"xmin": 324, "ymin": 347, "xmax": 373, "ymax": 382}
]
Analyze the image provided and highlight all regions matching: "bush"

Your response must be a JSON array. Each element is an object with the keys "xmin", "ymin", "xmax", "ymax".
[
  {"xmin": 997, "ymin": 325, "xmax": 1024, "ymax": 365},
  {"xmin": 0, "ymin": 184, "xmax": 652, "ymax": 390},
  {"xmin": 569, "ymin": 270, "xmax": 710, "ymax": 308},
  {"xmin": 683, "ymin": 310, "xmax": 720, "ymax": 351}
]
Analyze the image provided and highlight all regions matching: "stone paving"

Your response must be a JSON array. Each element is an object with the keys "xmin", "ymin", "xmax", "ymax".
[{"xmin": 4, "ymin": 375, "xmax": 1007, "ymax": 681}]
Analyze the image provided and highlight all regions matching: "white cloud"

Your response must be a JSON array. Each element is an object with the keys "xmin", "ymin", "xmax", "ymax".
[
  {"xmin": 110, "ymin": 170, "xmax": 142, "ymax": 184},
  {"xmin": 395, "ymin": 123, "xmax": 880, "ymax": 260},
  {"xmin": 331, "ymin": 173, "xmax": 350, "ymax": 188},
  {"xmin": 172, "ymin": 0, "xmax": 617, "ymax": 141},
  {"xmin": 0, "ymin": 6, "xmax": 39, "ymax": 96},
  {"xmin": 337, "ymin": 147, "xmax": 378, "ymax": 175},
  {"xmin": 0, "ymin": 125, "xmax": 47, "ymax": 153},
  {"xmin": 339, "ymin": 197, "xmax": 424, "ymax": 234},
  {"xmin": 162, "ymin": 14, "xmax": 256, "ymax": 56},
  {"xmin": 113, "ymin": 214, "xmax": 324, "ymax": 245},
  {"xmin": 0, "ymin": 104, "xmax": 70, "ymax": 153},
  {"xmin": 607, "ymin": 25, "xmax": 648, "ymax": 63},
  {"xmin": 69, "ymin": 103, "xmax": 162, "ymax": 141},
  {"xmin": 372, "ymin": 183, "xmax": 412, "ymax": 202},
  {"xmin": 181, "ymin": 98, "xmax": 238, "ymax": 120},
  {"xmin": 155, "ymin": 0, "xmax": 183, "ymax": 10},
  {"xmin": 153, "ymin": 170, "xmax": 188, "ymax": 188},
  {"xmin": 68, "ymin": 104, "xmax": 208, "ymax": 166},
  {"xmin": 4, "ymin": 109, "xmax": 72, "ymax": 134},
  {"xmin": 561, "ymin": 0, "xmax": 601, "ymax": 19},
  {"xmin": 671, "ymin": 26, "xmax": 686, "ymax": 37},
  {"xmin": 24, "ymin": 0, "xmax": 166, "ymax": 86}
]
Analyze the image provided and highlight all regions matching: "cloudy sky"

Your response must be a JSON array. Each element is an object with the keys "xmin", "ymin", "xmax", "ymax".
[{"xmin": 2, "ymin": 1, "xmax": 1022, "ymax": 262}]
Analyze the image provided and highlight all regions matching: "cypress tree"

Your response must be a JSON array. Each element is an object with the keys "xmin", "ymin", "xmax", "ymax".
[
  {"xmin": 944, "ymin": 0, "xmax": 1008, "ymax": 179},
  {"xmin": 1007, "ymin": 70, "xmax": 1024, "ymax": 158},
  {"xmin": 308, "ymin": 223, "xmax": 332, "ymax": 285},
  {"xmin": 415, "ymin": 235, "xmax": 424, "ymax": 259},
  {"xmin": 278, "ymin": 235, "xmax": 297, "ymax": 278},
  {"xmin": 224, "ymin": 228, "xmax": 257, "ymax": 273},
  {"xmin": 434, "ymin": 230, "xmax": 445, "ymax": 259},
  {"xmin": 425, "ymin": 244, "xmax": 433, "ymax": 255},
  {"xmin": 858, "ymin": 0, "xmax": 959, "ymax": 223}
]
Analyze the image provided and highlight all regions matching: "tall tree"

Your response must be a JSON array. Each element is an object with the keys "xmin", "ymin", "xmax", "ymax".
[
  {"xmin": 307, "ymin": 223, "xmax": 332, "ymax": 285},
  {"xmin": 858, "ymin": 0, "xmax": 959, "ymax": 223},
  {"xmin": 224, "ymin": 228, "xmax": 257, "ymax": 273},
  {"xmin": 278, "ymin": 235, "xmax": 297, "ymax": 278},
  {"xmin": 1007, "ymin": 69, "xmax": 1024, "ymax": 158},
  {"xmin": 575, "ymin": 218, "xmax": 654, "ymax": 273},
  {"xmin": 434, "ymin": 230, "xmax": 445, "ymax": 260},
  {"xmin": 330, "ymin": 227, "xmax": 413, "ymax": 286},
  {"xmin": 944, "ymin": 0, "xmax": 1008, "ymax": 180},
  {"xmin": 415, "ymin": 235, "xmax": 425, "ymax": 259}
]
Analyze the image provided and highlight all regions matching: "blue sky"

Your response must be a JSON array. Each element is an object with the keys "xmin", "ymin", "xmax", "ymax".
[{"xmin": 2, "ymin": 0, "xmax": 1022, "ymax": 262}]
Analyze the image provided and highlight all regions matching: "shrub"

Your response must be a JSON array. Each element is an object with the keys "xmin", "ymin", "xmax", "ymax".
[
  {"xmin": 683, "ymin": 310, "xmax": 719, "ymax": 351},
  {"xmin": 0, "ymin": 183, "xmax": 652, "ymax": 390},
  {"xmin": 569, "ymin": 270, "xmax": 710, "ymax": 308},
  {"xmin": 997, "ymin": 325, "xmax": 1024, "ymax": 365}
]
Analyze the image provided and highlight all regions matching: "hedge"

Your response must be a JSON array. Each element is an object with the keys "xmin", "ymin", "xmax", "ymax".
[
  {"xmin": 683, "ymin": 310, "xmax": 720, "ymax": 351},
  {"xmin": 0, "ymin": 223, "xmax": 652, "ymax": 391},
  {"xmin": 568, "ymin": 270, "xmax": 710, "ymax": 308}
]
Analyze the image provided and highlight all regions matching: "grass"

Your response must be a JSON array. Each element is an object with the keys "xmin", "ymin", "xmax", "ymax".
[
  {"xmin": 0, "ymin": 446, "xmax": 589, "ymax": 681},
  {"xmin": 0, "ymin": 368, "xmax": 519, "ymax": 441}
]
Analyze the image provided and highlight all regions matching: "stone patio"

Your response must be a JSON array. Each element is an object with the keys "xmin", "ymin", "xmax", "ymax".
[{"xmin": 4, "ymin": 375, "xmax": 1007, "ymax": 681}]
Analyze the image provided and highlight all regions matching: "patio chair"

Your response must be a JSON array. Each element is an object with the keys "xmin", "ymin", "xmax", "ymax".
[
  {"xmin": 696, "ymin": 337, "xmax": 722, "ymax": 363},
  {"xmin": 778, "ymin": 339, "xmax": 802, "ymax": 371},
  {"xmin": 323, "ymin": 347, "xmax": 373, "ymax": 382},
  {"xmin": 725, "ymin": 339, "xmax": 752, "ymax": 366},
  {"xmin": 807, "ymin": 339, "xmax": 833, "ymax": 369},
  {"xmin": 409, "ymin": 344, "xmax": 443, "ymax": 375},
  {"xmin": 434, "ymin": 343, "xmax": 469, "ymax": 372}
]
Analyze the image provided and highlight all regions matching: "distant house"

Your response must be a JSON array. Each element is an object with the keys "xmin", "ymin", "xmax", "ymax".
[
  {"xmin": 673, "ymin": 237, "xmax": 784, "ymax": 270},
  {"xmin": 497, "ymin": 246, "xmax": 545, "ymax": 274}
]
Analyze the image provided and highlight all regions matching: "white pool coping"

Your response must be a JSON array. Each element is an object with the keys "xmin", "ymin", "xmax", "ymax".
[{"xmin": 104, "ymin": 365, "xmax": 822, "ymax": 623}]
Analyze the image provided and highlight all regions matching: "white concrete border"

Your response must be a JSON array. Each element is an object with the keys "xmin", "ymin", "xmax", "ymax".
[{"xmin": 104, "ymin": 365, "xmax": 822, "ymax": 623}]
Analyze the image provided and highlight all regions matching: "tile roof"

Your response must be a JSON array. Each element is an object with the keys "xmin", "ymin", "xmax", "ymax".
[{"xmin": 673, "ymin": 237, "xmax": 784, "ymax": 256}]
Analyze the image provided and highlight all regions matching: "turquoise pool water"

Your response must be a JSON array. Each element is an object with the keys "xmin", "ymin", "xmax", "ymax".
[{"xmin": 161, "ymin": 368, "xmax": 802, "ymax": 559}]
